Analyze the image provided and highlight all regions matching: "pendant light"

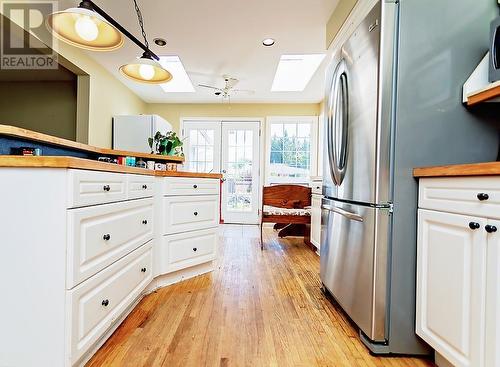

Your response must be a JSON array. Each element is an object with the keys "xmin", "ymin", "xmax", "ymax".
[
  {"xmin": 46, "ymin": 1, "xmax": 123, "ymax": 51},
  {"xmin": 119, "ymin": 0, "xmax": 172, "ymax": 84},
  {"xmin": 120, "ymin": 51, "xmax": 172, "ymax": 84}
]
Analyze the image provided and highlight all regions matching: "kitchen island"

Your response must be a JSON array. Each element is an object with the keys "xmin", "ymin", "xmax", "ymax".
[{"xmin": 0, "ymin": 153, "xmax": 221, "ymax": 367}]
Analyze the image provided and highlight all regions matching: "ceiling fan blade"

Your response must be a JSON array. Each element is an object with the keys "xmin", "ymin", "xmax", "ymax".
[
  {"xmin": 232, "ymin": 89, "xmax": 255, "ymax": 94},
  {"xmin": 198, "ymin": 84, "xmax": 223, "ymax": 91}
]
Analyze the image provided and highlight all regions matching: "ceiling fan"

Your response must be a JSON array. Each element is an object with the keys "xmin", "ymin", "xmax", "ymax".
[{"xmin": 198, "ymin": 75, "xmax": 254, "ymax": 100}]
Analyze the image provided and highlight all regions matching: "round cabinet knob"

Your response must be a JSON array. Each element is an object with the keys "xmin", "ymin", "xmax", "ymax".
[
  {"xmin": 193, "ymin": 184, "xmax": 198, "ymax": 189},
  {"xmin": 142, "ymin": 219, "xmax": 148, "ymax": 225},
  {"xmin": 194, "ymin": 211, "xmax": 198, "ymax": 216},
  {"xmin": 485, "ymin": 225, "xmax": 498, "ymax": 233},
  {"xmin": 469, "ymin": 222, "xmax": 480, "ymax": 230},
  {"xmin": 193, "ymin": 247, "xmax": 198, "ymax": 252},
  {"xmin": 141, "ymin": 267, "xmax": 147, "ymax": 273},
  {"xmin": 477, "ymin": 193, "xmax": 489, "ymax": 201},
  {"xmin": 101, "ymin": 299, "xmax": 109, "ymax": 307},
  {"xmin": 103, "ymin": 234, "xmax": 111, "ymax": 241},
  {"xmin": 142, "ymin": 184, "xmax": 148, "ymax": 189},
  {"xmin": 103, "ymin": 185, "xmax": 111, "ymax": 192}
]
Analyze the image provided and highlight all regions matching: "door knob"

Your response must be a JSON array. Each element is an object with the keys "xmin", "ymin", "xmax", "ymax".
[
  {"xmin": 469, "ymin": 222, "xmax": 480, "ymax": 230},
  {"xmin": 101, "ymin": 299, "xmax": 109, "ymax": 307},
  {"xmin": 141, "ymin": 267, "xmax": 147, "ymax": 273},
  {"xmin": 142, "ymin": 219, "xmax": 148, "ymax": 225},
  {"xmin": 103, "ymin": 234, "xmax": 111, "ymax": 241},
  {"xmin": 485, "ymin": 225, "xmax": 498, "ymax": 233},
  {"xmin": 477, "ymin": 193, "xmax": 489, "ymax": 201}
]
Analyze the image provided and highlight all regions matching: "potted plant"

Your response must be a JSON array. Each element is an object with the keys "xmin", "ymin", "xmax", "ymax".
[{"xmin": 148, "ymin": 131, "xmax": 184, "ymax": 157}]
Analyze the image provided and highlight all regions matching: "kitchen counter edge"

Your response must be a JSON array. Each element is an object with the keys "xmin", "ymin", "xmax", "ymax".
[{"xmin": 0, "ymin": 156, "xmax": 222, "ymax": 179}]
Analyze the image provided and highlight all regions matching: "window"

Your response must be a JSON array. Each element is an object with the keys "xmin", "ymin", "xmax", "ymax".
[{"xmin": 265, "ymin": 116, "xmax": 318, "ymax": 184}]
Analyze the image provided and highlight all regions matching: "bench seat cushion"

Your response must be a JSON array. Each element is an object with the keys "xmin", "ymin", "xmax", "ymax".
[{"xmin": 263, "ymin": 205, "xmax": 311, "ymax": 216}]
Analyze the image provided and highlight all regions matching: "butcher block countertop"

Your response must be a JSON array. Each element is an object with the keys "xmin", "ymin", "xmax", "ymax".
[
  {"xmin": 0, "ymin": 156, "xmax": 222, "ymax": 179},
  {"xmin": 414, "ymin": 162, "xmax": 500, "ymax": 178},
  {"xmin": 0, "ymin": 124, "xmax": 184, "ymax": 163}
]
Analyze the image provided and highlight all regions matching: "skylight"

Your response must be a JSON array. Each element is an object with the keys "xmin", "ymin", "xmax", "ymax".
[
  {"xmin": 158, "ymin": 56, "xmax": 195, "ymax": 92},
  {"xmin": 271, "ymin": 54, "xmax": 326, "ymax": 92}
]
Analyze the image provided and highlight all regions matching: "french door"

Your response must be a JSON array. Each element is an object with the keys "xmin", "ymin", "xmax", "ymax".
[{"xmin": 183, "ymin": 120, "xmax": 260, "ymax": 224}]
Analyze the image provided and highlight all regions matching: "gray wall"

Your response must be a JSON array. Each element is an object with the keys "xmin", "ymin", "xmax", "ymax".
[{"xmin": 0, "ymin": 81, "xmax": 77, "ymax": 140}]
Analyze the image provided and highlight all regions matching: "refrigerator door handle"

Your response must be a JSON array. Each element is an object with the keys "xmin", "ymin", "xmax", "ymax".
[
  {"xmin": 330, "ymin": 60, "xmax": 349, "ymax": 187},
  {"xmin": 326, "ymin": 64, "xmax": 339, "ymax": 186},
  {"xmin": 321, "ymin": 204, "xmax": 364, "ymax": 222}
]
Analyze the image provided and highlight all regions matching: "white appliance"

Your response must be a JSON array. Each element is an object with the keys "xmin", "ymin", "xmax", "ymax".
[{"xmin": 112, "ymin": 115, "xmax": 172, "ymax": 153}]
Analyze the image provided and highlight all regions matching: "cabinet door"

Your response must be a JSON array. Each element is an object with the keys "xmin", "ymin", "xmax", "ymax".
[
  {"xmin": 416, "ymin": 209, "xmax": 487, "ymax": 367},
  {"xmin": 485, "ymin": 219, "xmax": 500, "ymax": 367},
  {"xmin": 311, "ymin": 195, "xmax": 322, "ymax": 251}
]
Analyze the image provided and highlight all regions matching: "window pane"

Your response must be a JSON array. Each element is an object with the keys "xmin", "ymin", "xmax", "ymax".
[
  {"xmin": 245, "ymin": 131, "xmax": 253, "ymax": 146},
  {"xmin": 271, "ymin": 123, "xmax": 283, "ymax": 137},
  {"xmin": 283, "ymin": 136, "xmax": 295, "ymax": 151},
  {"xmin": 267, "ymin": 120, "xmax": 314, "ymax": 184},
  {"xmin": 297, "ymin": 123, "xmax": 310, "ymax": 138},
  {"xmin": 237, "ymin": 130, "xmax": 245, "ymax": 145},
  {"xmin": 271, "ymin": 136, "xmax": 283, "ymax": 151},
  {"xmin": 189, "ymin": 130, "xmax": 198, "ymax": 145},
  {"xmin": 284, "ymin": 124, "xmax": 297, "ymax": 137},
  {"xmin": 228, "ymin": 130, "xmax": 236, "ymax": 146}
]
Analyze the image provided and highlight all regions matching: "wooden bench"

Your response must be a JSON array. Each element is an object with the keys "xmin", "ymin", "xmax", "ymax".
[{"xmin": 260, "ymin": 185, "xmax": 312, "ymax": 250}]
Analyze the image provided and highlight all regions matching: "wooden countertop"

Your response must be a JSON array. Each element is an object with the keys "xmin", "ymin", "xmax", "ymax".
[
  {"xmin": 414, "ymin": 162, "xmax": 500, "ymax": 178},
  {"xmin": 0, "ymin": 124, "xmax": 184, "ymax": 163},
  {"xmin": 0, "ymin": 156, "xmax": 222, "ymax": 179}
]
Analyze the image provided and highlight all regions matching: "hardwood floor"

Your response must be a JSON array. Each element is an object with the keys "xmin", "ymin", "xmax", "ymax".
[{"xmin": 87, "ymin": 225, "xmax": 435, "ymax": 367}]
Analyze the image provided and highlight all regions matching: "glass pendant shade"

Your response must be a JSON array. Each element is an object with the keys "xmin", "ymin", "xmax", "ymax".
[
  {"xmin": 119, "ymin": 55, "xmax": 172, "ymax": 84},
  {"xmin": 46, "ymin": 7, "xmax": 123, "ymax": 51}
]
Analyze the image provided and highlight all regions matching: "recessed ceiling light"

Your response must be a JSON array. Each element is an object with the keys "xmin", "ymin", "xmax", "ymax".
[
  {"xmin": 154, "ymin": 38, "xmax": 167, "ymax": 46},
  {"xmin": 262, "ymin": 38, "xmax": 275, "ymax": 47},
  {"xmin": 271, "ymin": 54, "xmax": 326, "ymax": 92},
  {"xmin": 158, "ymin": 56, "xmax": 195, "ymax": 93}
]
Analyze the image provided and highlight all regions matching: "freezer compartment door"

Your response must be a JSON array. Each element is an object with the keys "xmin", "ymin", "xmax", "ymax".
[
  {"xmin": 112, "ymin": 115, "xmax": 153, "ymax": 153},
  {"xmin": 320, "ymin": 198, "xmax": 390, "ymax": 342}
]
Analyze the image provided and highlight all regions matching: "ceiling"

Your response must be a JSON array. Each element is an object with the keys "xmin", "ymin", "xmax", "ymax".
[{"xmin": 58, "ymin": 0, "xmax": 339, "ymax": 103}]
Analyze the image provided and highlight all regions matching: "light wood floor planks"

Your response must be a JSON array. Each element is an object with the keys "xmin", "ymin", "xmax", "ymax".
[{"xmin": 87, "ymin": 225, "xmax": 435, "ymax": 367}]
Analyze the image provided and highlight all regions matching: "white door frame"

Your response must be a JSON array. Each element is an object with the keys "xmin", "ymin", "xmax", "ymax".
[{"xmin": 181, "ymin": 117, "xmax": 264, "ymax": 225}]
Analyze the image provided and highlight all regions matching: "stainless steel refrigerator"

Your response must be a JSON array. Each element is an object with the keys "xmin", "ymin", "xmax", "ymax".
[{"xmin": 320, "ymin": 0, "xmax": 499, "ymax": 355}]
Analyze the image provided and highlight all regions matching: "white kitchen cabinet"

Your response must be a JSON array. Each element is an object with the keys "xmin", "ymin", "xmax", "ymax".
[
  {"xmin": 311, "ymin": 195, "xmax": 322, "ymax": 252},
  {"xmin": 417, "ymin": 210, "xmax": 487, "ymax": 367},
  {"xmin": 485, "ymin": 219, "xmax": 500, "ymax": 367},
  {"xmin": 0, "ymin": 167, "xmax": 220, "ymax": 367},
  {"xmin": 416, "ymin": 176, "xmax": 500, "ymax": 367},
  {"xmin": 310, "ymin": 177, "xmax": 323, "ymax": 254}
]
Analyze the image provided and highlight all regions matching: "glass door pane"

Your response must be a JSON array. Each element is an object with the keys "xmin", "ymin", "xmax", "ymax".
[
  {"xmin": 221, "ymin": 122, "xmax": 260, "ymax": 224},
  {"xmin": 182, "ymin": 121, "xmax": 221, "ymax": 173}
]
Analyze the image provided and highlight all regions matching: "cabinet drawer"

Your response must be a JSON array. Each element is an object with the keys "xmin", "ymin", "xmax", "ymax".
[
  {"xmin": 67, "ymin": 244, "xmax": 152, "ymax": 365},
  {"xmin": 419, "ymin": 176, "xmax": 500, "ymax": 219},
  {"xmin": 68, "ymin": 170, "xmax": 127, "ymax": 208},
  {"xmin": 67, "ymin": 198, "xmax": 153, "ymax": 288},
  {"xmin": 159, "ymin": 228, "xmax": 217, "ymax": 274},
  {"xmin": 163, "ymin": 195, "xmax": 219, "ymax": 234},
  {"xmin": 127, "ymin": 174, "xmax": 155, "ymax": 200},
  {"xmin": 163, "ymin": 177, "xmax": 219, "ymax": 196}
]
